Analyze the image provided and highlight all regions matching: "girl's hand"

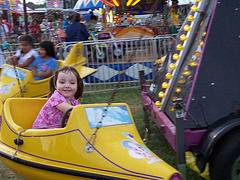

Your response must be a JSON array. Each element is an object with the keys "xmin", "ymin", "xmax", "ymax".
[
  {"xmin": 6, "ymin": 56, "xmax": 18, "ymax": 65},
  {"xmin": 32, "ymin": 69, "xmax": 37, "ymax": 76}
]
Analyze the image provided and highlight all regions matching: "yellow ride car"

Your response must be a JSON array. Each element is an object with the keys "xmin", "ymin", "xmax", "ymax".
[
  {"xmin": 0, "ymin": 42, "xmax": 96, "ymax": 102},
  {"xmin": 0, "ymin": 98, "xmax": 182, "ymax": 180}
]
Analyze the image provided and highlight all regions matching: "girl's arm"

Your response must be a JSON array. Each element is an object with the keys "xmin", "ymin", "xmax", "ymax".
[
  {"xmin": 56, "ymin": 102, "xmax": 74, "ymax": 113},
  {"xmin": 6, "ymin": 56, "xmax": 18, "ymax": 65},
  {"xmin": 18, "ymin": 56, "xmax": 35, "ymax": 68},
  {"xmin": 32, "ymin": 69, "xmax": 54, "ymax": 78}
]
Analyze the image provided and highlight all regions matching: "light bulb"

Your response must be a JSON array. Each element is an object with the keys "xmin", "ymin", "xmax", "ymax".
[{"xmin": 162, "ymin": 82, "xmax": 169, "ymax": 89}]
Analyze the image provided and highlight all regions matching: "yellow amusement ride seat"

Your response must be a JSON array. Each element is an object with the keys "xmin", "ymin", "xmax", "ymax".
[
  {"xmin": 0, "ymin": 42, "xmax": 96, "ymax": 102},
  {"xmin": 0, "ymin": 98, "xmax": 182, "ymax": 180}
]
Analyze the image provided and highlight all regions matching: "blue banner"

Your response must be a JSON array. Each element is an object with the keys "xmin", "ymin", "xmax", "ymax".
[{"xmin": 0, "ymin": 0, "xmax": 10, "ymax": 10}]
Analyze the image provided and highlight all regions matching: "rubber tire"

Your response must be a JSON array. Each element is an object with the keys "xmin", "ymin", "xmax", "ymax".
[
  {"xmin": 209, "ymin": 129, "xmax": 240, "ymax": 180},
  {"xmin": 94, "ymin": 47, "xmax": 107, "ymax": 62},
  {"xmin": 113, "ymin": 45, "xmax": 125, "ymax": 59}
]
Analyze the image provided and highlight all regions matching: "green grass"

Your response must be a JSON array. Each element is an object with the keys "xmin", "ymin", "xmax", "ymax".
[{"xmin": 0, "ymin": 88, "xmax": 204, "ymax": 179}]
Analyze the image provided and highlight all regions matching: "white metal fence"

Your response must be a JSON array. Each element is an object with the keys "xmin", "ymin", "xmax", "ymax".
[{"xmin": 1, "ymin": 35, "xmax": 174, "ymax": 93}]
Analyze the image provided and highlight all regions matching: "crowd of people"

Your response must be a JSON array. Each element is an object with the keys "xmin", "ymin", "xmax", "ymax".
[
  {"xmin": 0, "ymin": 12, "xmax": 99, "ymax": 79},
  {"xmin": 2, "ymin": 33, "xmax": 84, "ymax": 129},
  {"xmin": 0, "ymin": 11, "xmax": 97, "ymax": 129},
  {"xmin": 0, "ymin": 12, "xmax": 99, "ymax": 44},
  {"xmin": 0, "ymin": 12, "xmax": 100, "ymax": 67}
]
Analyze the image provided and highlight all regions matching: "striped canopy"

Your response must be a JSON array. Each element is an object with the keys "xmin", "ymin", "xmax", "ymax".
[{"xmin": 73, "ymin": 0, "xmax": 103, "ymax": 11}]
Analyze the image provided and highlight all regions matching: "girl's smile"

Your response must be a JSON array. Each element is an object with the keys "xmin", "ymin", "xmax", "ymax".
[{"xmin": 56, "ymin": 71, "xmax": 78, "ymax": 101}]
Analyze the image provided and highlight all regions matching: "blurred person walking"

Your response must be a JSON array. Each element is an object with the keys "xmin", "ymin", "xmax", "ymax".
[
  {"xmin": 66, "ymin": 13, "xmax": 89, "ymax": 42},
  {"xmin": 0, "ymin": 17, "xmax": 7, "ymax": 68}
]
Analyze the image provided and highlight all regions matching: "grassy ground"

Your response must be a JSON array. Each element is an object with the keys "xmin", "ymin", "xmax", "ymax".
[{"xmin": 0, "ymin": 88, "xmax": 204, "ymax": 180}]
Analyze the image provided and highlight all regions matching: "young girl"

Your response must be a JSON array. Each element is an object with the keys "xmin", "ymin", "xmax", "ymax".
[
  {"xmin": 6, "ymin": 35, "xmax": 38, "ymax": 69},
  {"xmin": 32, "ymin": 66, "xmax": 84, "ymax": 128},
  {"xmin": 32, "ymin": 41, "xmax": 57, "ymax": 81}
]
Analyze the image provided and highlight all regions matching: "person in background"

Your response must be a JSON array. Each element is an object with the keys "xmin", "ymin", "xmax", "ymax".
[
  {"xmin": 63, "ymin": 17, "xmax": 70, "ymax": 30},
  {"xmin": 32, "ymin": 66, "xmax": 83, "ymax": 128},
  {"xmin": 0, "ymin": 17, "xmax": 7, "ymax": 68},
  {"xmin": 86, "ymin": 13, "xmax": 98, "ymax": 33},
  {"xmin": 6, "ymin": 34, "xmax": 38, "ymax": 69},
  {"xmin": 29, "ymin": 19, "xmax": 41, "ymax": 43},
  {"xmin": 66, "ymin": 13, "xmax": 89, "ymax": 42},
  {"xmin": 2, "ymin": 19, "xmax": 12, "ymax": 37},
  {"xmin": 32, "ymin": 41, "xmax": 57, "ymax": 80}
]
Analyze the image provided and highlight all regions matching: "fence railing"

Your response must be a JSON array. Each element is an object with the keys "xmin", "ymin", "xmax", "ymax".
[
  {"xmin": 0, "ymin": 35, "xmax": 174, "ymax": 93},
  {"xmin": 81, "ymin": 35, "xmax": 174, "ymax": 93}
]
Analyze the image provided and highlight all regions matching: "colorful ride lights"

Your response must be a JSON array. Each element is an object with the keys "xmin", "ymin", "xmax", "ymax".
[
  {"xmin": 173, "ymin": 53, "xmax": 180, "ymax": 60},
  {"xmin": 177, "ymin": 44, "xmax": 183, "ymax": 51},
  {"xmin": 202, "ymin": 32, "xmax": 207, "ymax": 36},
  {"xmin": 182, "ymin": 70, "xmax": 191, "ymax": 76},
  {"xmin": 131, "ymin": 0, "xmax": 141, "ymax": 6},
  {"xmin": 112, "ymin": 0, "xmax": 120, "ymax": 6},
  {"xmin": 184, "ymin": 25, "xmax": 191, "ymax": 31},
  {"xmin": 199, "ymin": 41, "xmax": 204, "ymax": 46},
  {"xmin": 188, "ymin": 15, "xmax": 195, "ymax": 21},
  {"xmin": 126, "ymin": 0, "xmax": 134, "ymax": 6},
  {"xmin": 101, "ymin": 0, "xmax": 114, "ymax": 7},
  {"xmin": 169, "ymin": 63, "xmax": 176, "ymax": 70},
  {"xmin": 154, "ymin": 58, "xmax": 165, "ymax": 66},
  {"xmin": 196, "ymin": 0, "xmax": 202, "ymax": 2},
  {"xmin": 155, "ymin": 101, "xmax": 162, "ymax": 108},
  {"xmin": 165, "ymin": 73, "xmax": 173, "ymax": 79},
  {"xmin": 169, "ymin": 106, "xmax": 175, "ymax": 112},
  {"xmin": 188, "ymin": 61, "xmax": 198, "ymax": 67},
  {"xmin": 175, "ymin": 87, "xmax": 181, "ymax": 93},
  {"xmin": 162, "ymin": 82, "xmax": 169, "ymax": 89},
  {"xmin": 126, "ymin": 0, "xmax": 141, "ymax": 6},
  {"xmin": 158, "ymin": 91, "xmax": 166, "ymax": 98},
  {"xmin": 178, "ymin": 78, "xmax": 185, "ymax": 84},
  {"xmin": 180, "ymin": 34, "xmax": 187, "ymax": 41},
  {"xmin": 191, "ymin": 5, "xmax": 199, "ymax": 12}
]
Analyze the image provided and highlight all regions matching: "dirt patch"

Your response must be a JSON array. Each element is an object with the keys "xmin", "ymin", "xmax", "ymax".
[{"xmin": 0, "ymin": 160, "xmax": 22, "ymax": 180}]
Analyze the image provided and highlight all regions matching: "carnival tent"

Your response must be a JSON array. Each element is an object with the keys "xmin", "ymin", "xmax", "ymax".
[
  {"xmin": 0, "ymin": 0, "xmax": 10, "ymax": 10},
  {"xmin": 10, "ymin": 3, "xmax": 32, "ymax": 13},
  {"xmin": 73, "ymin": 0, "xmax": 103, "ymax": 11}
]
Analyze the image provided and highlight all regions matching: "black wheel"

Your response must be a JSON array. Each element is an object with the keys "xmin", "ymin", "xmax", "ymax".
[
  {"xmin": 209, "ymin": 129, "xmax": 240, "ymax": 180},
  {"xmin": 113, "ymin": 44, "xmax": 125, "ymax": 59},
  {"xmin": 61, "ymin": 108, "xmax": 73, "ymax": 127},
  {"xmin": 94, "ymin": 47, "xmax": 107, "ymax": 62}
]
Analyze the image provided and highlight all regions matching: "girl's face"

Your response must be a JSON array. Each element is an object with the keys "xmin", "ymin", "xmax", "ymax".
[
  {"xmin": 39, "ymin": 47, "xmax": 47, "ymax": 58},
  {"xmin": 20, "ymin": 41, "xmax": 32, "ymax": 54},
  {"xmin": 91, "ymin": 19, "xmax": 97, "ymax": 24},
  {"xmin": 33, "ymin": 20, "xmax": 37, "ymax": 25},
  {"xmin": 56, "ymin": 71, "xmax": 78, "ymax": 101}
]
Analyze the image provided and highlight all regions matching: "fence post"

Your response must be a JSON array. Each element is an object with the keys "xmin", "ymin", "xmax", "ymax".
[
  {"xmin": 152, "ymin": 38, "xmax": 158, "ymax": 62},
  {"xmin": 174, "ymin": 98, "xmax": 186, "ymax": 180}
]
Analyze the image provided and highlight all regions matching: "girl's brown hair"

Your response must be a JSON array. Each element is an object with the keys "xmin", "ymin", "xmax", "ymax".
[{"xmin": 49, "ymin": 66, "xmax": 83, "ymax": 99}]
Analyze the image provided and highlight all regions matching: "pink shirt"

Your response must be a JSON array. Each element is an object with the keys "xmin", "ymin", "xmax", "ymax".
[{"xmin": 32, "ymin": 90, "xmax": 79, "ymax": 128}]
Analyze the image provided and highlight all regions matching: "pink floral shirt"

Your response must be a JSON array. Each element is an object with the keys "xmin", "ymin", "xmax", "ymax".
[{"xmin": 32, "ymin": 90, "xmax": 79, "ymax": 128}]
